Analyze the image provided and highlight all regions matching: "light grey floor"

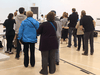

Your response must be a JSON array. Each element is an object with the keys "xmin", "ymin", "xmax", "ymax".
[{"xmin": 0, "ymin": 25, "xmax": 100, "ymax": 75}]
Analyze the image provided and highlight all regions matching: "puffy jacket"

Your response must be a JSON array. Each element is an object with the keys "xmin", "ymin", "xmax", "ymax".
[{"xmin": 18, "ymin": 17, "xmax": 39, "ymax": 43}]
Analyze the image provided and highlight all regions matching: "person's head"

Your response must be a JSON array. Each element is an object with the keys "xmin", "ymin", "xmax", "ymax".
[
  {"xmin": 14, "ymin": 12, "xmax": 17, "ymax": 16},
  {"xmin": 19, "ymin": 7, "xmax": 25, "ymax": 14},
  {"xmin": 76, "ymin": 12, "xmax": 78, "ymax": 15},
  {"xmin": 16, "ymin": 10, "xmax": 18, "ymax": 12},
  {"xmin": 26, "ymin": 11, "xmax": 33, "ymax": 17},
  {"xmin": 41, "ymin": 14, "xmax": 43, "ymax": 17},
  {"xmin": 24, "ymin": 11, "xmax": 26, "ymax": 15},
  {"xmin": 8, "ymin": 13, "xmax": 13, "ymax": 19},
  {"xmin": 47, "ymin": 12, "xmax": 55, "ymax": 22},
  {"xmin": 81, "ymin": 10, "xmax": 86, "ymax": 17},
  {"xmin": 45, "ymin": 15, "xmax": 47, "ymax": 18},
  {"xmin": 62, "ymin": 12, "xmax": 68, "ymax": 18},
  {"xmin": 72, "ymin": 8, "xmax": 76, "ymax": 12},
  {"xmin": 51, "ymin": 10, "xmax": 56, "ymax": 16}
]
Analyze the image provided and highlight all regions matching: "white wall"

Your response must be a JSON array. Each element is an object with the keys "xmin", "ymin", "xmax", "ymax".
[{"xmin": 0, "ymin": 0, "xmax": 100, "ymax": 22}]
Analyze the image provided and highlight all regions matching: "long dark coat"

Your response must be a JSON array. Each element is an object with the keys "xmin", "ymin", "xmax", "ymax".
[{"xmin": 37, "ymin": 21, "xmax": 58, "ymax": 51}]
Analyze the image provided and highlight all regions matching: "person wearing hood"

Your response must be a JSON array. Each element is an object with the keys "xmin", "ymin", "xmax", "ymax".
[
  {"xmin": 18, "ymin": 11, "xmax": 39, "ymax": 67},
  {"xmin": 51, "ymin": 10, "xmax": 62, "ymax": 65},
  {"xmin": 15, "ymin": 7, "xmax": 27, "ymax": 59}
]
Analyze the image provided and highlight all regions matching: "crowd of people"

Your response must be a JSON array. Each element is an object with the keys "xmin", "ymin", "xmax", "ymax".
[{"xmin": 2, "ymin": 7, "xmax": 96, "ymax": 75}]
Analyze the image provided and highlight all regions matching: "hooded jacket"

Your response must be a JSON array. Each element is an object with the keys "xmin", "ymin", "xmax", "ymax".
[
  {"xmin": 55, "ymin": 17, "xmax": 62, "ymax": 38},
  {"xmin": 15, "ymin": 14, "xmax": 26, "ymax": 34},
  {"xmin": 55, "ymin": 21, "xmax": 62, "ymax": 38},
  {"xmin": 18, "ymin": 17, "xmax": 39, "ymax": 43}
]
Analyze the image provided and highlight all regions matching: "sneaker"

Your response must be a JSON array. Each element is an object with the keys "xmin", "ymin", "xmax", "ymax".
[
  {"xmin": 74, "ymin": 45, "xmax": 77, "ymax": 47},
  {"xmin": 82, "ymin": 53, "xmax": 88, "ymax": 56},
  {"xmin": 77, "ymin": 49, "xmax": 80, "ymax": 51},
  {"xmin": 14, "ymin": 47, "xmax": 17, "ymax": 49},
  {"xmin": 9, "ymin": 52, "xmax": 14, "ymax": 54},
  {"xmin": 56, "ymin": 62, "xmax": 59, "ymax": 65},
  {"xmin": 83, "ymin": 49, "xmax": 85, "ymax": 51},
  {"xmin": 5, "ymin": 51, "xmax": 9, "ymax": 53},
  {"xmin": 15, "ymin": 57, "xmax": 19, "ymax": 60},
  {"xmin": 67, "ymin": 45, "xmax": 71, "ymax": 48},
  {"xmin": 90, "ymin": 53, "xmax": 93, "ymax": 55},
  {"xmin": 40, "ymin": 70, "xmax": 48, "ymax": 75}
]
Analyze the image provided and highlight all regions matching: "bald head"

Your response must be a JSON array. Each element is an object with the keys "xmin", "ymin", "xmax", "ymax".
[{"xmin": 81, "ymin": 10, "xmax": 86, "ymax": 16}]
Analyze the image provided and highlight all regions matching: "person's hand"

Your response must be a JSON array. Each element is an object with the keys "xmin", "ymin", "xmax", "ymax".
[
  {"xmin": 62, "ymin": 26, "xmax": 64, "ymax": 28},
  {"xmin": 19, "ymin": 41, "xmax": 22, "ymax": 44},
  {"xmin": 80, "ymin": 25, "xmax": 83, "ymax": 30},
  {"xmin": 64, "ymin": 27, "xmax": 69, "ymax": 29},
  {"xmin": 14, "ymin": 35, "xmax": 16, "ymax": 40}
]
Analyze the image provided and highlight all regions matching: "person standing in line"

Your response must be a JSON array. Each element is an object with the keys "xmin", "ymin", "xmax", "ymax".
[
  {"xmin": 3, "ymin": 13, "xmax": 16, "ymax": 54},
  {"xmin": 40, "ymin": 14, "xmax": 45, "ymax": 23},
  {"xmin": 75, "ymin": 17, "xmax": 85, "ymax": 51},
  {"xmin": 12, "ymin": 10, "xmax": 18, "ymax": 49},
  {"xmin": 37, "ymin": 12, "xmax": 58, "ymax": 74},
  {"xmin": 15, "ymin": 7, "xmax": 26, "ymax": 59},
  {"xmin": 51, "ymin": 10, "xmax": 62, "ymax": 65},
  {"xmin": 14, "ymin": 10, "xmax": 18, "ymax": 17},
  {"xmin": 67, "ymin": 8, "xmax": 78, "ymax": 47},
  {"xmin": 18, "ymin": 11, "xmax": 39, "ymax": 67},
  {"xmin": 60, "ymin": 13, "xmax": 63, "ymax": 20},
  {"xmin": 80, "ymin": 10, "xmax": 96, "ymax": 55},
  {"xmin": 61, "ymin": 12, "xmax": 69, "ymax": 44}
]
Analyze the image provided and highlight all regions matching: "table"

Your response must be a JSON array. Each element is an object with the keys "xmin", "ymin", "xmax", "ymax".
[{"xmin": 0, "ymin": 32, "xmax": 6, "ymax": 53}]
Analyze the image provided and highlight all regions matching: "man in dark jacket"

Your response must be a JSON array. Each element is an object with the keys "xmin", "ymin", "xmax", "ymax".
[
  {"xmin": 80, "ymin": 10, "xmax": 96, "ymax": 55},
  {"xmin": 67, "ymin": 8, "xmax": 78, "ymax": 47}
]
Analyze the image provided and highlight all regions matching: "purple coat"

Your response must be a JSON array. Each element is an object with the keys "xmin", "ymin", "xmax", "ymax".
[{"xmin": 37, "ymin": 21, "xmax": 58, "ymax": 51}]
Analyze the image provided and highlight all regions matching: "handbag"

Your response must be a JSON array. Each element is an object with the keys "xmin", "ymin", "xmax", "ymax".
[
  {"xmin": 73, "ymin": 28, "xmax": 77, "ymax": 36},
  {"xmin": 94, "ymin": 31, "xmax": 98, "ymax": 37}
]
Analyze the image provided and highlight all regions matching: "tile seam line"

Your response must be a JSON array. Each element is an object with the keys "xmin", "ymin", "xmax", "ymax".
[{"xmin": 60, "ymin": 58, "xmax": 100, "ymax": 71}]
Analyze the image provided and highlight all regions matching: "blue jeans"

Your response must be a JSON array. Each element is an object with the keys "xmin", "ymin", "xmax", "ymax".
[
  {"xmin": 55, "ymin": 38, "xmax": 60, "ymax": 62},
  {"xmin": 68, "ymin": 27, "xmax": 77, "ymax": 46}
]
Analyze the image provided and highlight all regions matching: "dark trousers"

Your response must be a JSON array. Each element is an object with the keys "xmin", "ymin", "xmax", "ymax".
[
  {"xmin": 15, "ymin": 35, "xmax": 21, "ymax": 58},
  {"xmin": 77, "ymin": 35, "xmax": 85, "ymax": 50},
  {"xmin": 68, "ymin": 27, "xmax": 77, "ymax": 46},
  {"xmin": 40, "ymin": 49, "xmax": 56, "ymax": 74},
  {"xmin": 61, "ymin": 29, "xmax": 68, "ymax": 40},
  {"xmin": 84, "ymin": 31, "xmax": 94, "ymax": 54},
  {"xmin": 23, "ymin": 43, "xmax": 35, "ymax": 67},
  {"xmin": 6, "ymin": 35, "xmax": 15, "ymax": 52},
  {"xmin": 15, "ymin": 38, "xmax": 21, "ymax": 58}
]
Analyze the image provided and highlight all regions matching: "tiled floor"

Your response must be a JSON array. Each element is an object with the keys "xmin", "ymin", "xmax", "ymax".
[{"xmin": 0, "ymin": 31, "xmax": 100, "ymax": 75}]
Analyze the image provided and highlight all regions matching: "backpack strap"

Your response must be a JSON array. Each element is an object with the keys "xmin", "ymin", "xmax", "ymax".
[{"xmin": 50, "ymin": 22, "xmax": 57, "ymax": 31}]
